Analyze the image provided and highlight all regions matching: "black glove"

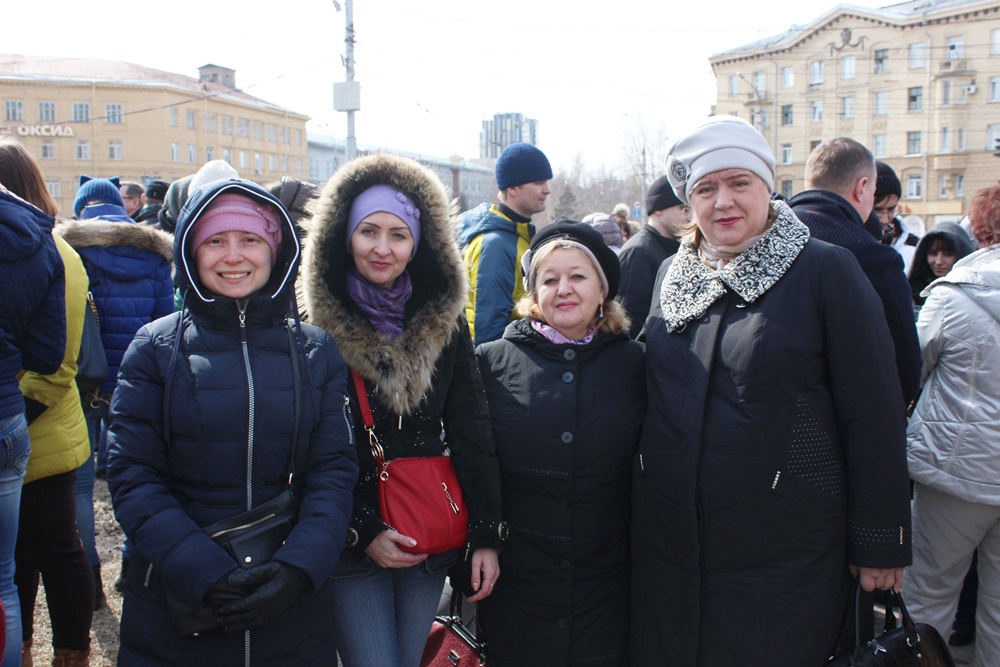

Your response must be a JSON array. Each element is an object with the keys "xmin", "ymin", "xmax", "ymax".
[
  {"xmin": 203, "ymin": 569, "xmax": 247, "ymax": 613},
  {"xmin": 216, "ymin": 561, "xmax": 309, "ymax": 632}
]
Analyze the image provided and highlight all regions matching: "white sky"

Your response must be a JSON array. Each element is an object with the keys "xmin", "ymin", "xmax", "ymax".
[{"xmin": 7, "ymin": 0, "xmax": 890, "ymax": 173}]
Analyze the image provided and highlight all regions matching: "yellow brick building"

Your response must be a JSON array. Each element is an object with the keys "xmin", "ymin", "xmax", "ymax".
[
  {"xmin": 0, "ymin": 55, "xmax": 308, "ymax": 216},
  {"xmin": 710, "ymin": 0, "xmax": 1000, "ymax": 224}
]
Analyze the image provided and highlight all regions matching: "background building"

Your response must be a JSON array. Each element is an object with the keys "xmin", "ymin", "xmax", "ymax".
[
  {"xmin": 479, "ymin": 112, "xmax": 539, "ymax": 159},
  {"xmin": 710, "ymin": 0, "xmax": 1000, "ymax": 225},
  {"xmin": 0, "ymin": 55, "xmax": 309, "ymax": 215}
]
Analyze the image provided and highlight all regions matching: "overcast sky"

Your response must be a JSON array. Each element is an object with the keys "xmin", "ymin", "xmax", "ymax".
[{"xmin": 7, "ymin": 0, "xmax": 891, "ymax": 173}]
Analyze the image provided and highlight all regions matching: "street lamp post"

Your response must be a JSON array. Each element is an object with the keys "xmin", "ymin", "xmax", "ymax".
[{"xmin": 623, "ymin": 112, "xmax": 648, "ymax": 223}]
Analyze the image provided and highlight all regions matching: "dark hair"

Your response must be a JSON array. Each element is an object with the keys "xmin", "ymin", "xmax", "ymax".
[
  {"xmin": 970, "ymin": 184, "xmax": 1000, "ymax": 247},
  {"xmin": 908, "ymin": 225, "xmax": 975, "ymax": 305},
  {"xmin": 120, "ymin": 181, "xmax": 144, "ymax": 199},
  {"xmin": 805, "ymin": 137, "xmax": 875, "ymax": 194},
  {"xmin": 0, "ymin": 138, "xmax": 59, "ymax": 217},
  {"xmin": 874, "ymin": 161, "xmax": 901, "ymax": 202}
]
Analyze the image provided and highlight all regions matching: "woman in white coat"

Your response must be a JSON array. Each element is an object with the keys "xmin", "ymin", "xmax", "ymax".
[{"xmin": 904, "ymin": 183, "xmax": 1000, "ymax": 667}]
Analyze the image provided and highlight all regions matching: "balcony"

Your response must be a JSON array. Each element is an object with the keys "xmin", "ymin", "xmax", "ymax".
[{"xmin": 933, "ymin": 153, "xmax": 970, "ymax": 171}]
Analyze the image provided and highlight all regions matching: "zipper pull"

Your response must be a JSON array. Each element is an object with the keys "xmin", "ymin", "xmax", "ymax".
[
  {"xmin": 442, "ymin": 482, "xmax": 460, "ymax": 515},
  {"xmin": 237, "ymin": 300, "xmax": 247, "ymax": 328}
]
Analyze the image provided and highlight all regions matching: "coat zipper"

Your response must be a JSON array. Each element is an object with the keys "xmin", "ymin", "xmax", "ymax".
[{"xmin": 237, "ymin": 301, "xmax": 254, "ymax": 667}]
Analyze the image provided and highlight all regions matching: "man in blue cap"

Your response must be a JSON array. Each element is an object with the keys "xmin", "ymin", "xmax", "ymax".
[{"xmin": 456, "ymin": 142, "xmax": 552, "ymax": 345}]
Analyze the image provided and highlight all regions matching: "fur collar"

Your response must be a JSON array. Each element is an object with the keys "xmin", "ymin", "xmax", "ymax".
[
  {"xmin": 55, "ymin": 218, "xmax": 173, "ymax": 263},
  {"xmin": 659, "ymin": 201, "xmax": 809, "ymax": 332},
  {"xmin": 302, "ymin": 153, "xmax": 466, "ymax": 415}
]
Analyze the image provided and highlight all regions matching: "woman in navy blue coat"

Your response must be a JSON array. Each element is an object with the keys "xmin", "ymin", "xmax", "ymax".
[{"xmin": 107, "ymin": 179, "xmax": 358, "ymax": 666}]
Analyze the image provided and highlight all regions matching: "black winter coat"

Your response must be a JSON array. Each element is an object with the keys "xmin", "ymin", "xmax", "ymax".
[
  {"xmin": 477, "ymin": 318, "xmax": 645, "ymax": 667},
  {"xmin": 789, "ymin": 189, "xmax": 921, "ymax": 406},
  {"xmin": 632, "ymin": 204, "xmax": 911, "ymax": 667},
  {"xmin": 107, "ymin": 180, "xmax": 358, "ymax": 666},
  {"xmin": 618, "ymin": 224, "xmax": 680, "ymax": 338}
]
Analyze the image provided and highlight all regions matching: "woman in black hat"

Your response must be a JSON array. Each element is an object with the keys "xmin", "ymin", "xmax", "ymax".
[{"xmin": 475, "ymin": 220, "xmax": 646, "ymax": 667}]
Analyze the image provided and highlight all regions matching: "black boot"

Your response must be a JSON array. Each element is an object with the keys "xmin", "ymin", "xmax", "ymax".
[
  {"xmin": 92, "ymin": 564, "xmax": 106, "ymax": 610},
  {"xmin": 113, "ymin": 555, "xmax": 129, "ymax": 593}
]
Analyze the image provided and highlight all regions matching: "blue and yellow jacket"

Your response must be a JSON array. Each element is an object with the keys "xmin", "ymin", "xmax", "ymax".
[{"xmin": 456, "ymin": 203, "xmax": 534, "ymax": 346}]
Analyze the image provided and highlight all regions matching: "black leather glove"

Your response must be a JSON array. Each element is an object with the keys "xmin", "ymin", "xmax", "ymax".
[
  {"xmin": 203, "ymin": 569, "xmax": 247, "ymax": 613},
  {"xmin": 216, "ymin": 561, "xmax": 309, "ymax": 632}
]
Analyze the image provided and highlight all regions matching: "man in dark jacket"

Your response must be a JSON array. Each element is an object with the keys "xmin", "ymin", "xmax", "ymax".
[
  {"xmin": 135, "ymin": 179, "xmax": 168, "ymax": 226},
  {"xmin": 0, "ymin": 184, "xmax": 66, "ymax": 662},
  {"xmin": 618, "ymin": 176, "xmax": 688, "ymax": 337},
  {"xmin": 789, "ymin": 138, "xmax": 921, "ymax": 406}
]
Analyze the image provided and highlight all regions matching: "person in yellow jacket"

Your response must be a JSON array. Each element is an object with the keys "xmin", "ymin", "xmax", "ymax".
[{"xmin": 1, "ymin": 137, "xmax": 95, "ymax": 667}]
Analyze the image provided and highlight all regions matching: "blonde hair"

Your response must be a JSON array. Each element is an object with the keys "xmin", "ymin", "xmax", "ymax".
[{"xmin": 516, "ymin": 240, "xmax": 630, "ymax": 336}]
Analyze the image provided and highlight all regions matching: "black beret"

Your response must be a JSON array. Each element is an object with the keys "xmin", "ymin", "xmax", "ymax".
[{"xmin": 526, "ymin": 219, "xmax": 621, "ymax": 299}]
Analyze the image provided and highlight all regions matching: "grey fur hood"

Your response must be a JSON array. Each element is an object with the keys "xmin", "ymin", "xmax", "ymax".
[{"xmin": 302, "ymin": 153, "xmax": 466, "ymax": 414}]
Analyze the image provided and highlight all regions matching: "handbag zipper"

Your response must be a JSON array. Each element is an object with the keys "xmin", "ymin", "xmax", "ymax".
[{"xmin": 208, "ymin": 511, "xmax": 279, "ymax": 540}]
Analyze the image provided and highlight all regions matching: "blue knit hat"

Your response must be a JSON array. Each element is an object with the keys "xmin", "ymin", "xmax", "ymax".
[
  {"xmin": 495, "ymin": 143, "xmax": 552, "ymax": 190},
  {"xmin": 74, "ymin": 176, "xmax": 123, "ymax": 218}
]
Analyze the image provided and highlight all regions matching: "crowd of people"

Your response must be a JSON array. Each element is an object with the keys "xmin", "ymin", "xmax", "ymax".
[{"xmin": 0, "ymin": 112, "xmax": 996, "ymax": 667}]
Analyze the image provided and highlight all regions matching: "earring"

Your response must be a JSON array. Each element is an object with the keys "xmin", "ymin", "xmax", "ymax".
[{"xmin": 598, "ymin": 304, "xmax": 605, "ymax": 320}]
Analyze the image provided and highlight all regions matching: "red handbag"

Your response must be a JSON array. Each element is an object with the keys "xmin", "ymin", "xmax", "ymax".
[
  {"xmin": 352, "ymin": 371, "xmax": 469, "ymax": 555},
  {"xmin": 420, "ymin": 593, "xmax": 488, "ymax": 667}
]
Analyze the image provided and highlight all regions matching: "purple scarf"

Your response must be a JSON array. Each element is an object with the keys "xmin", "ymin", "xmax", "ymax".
[
  {"xmin": 530, "ymin": 318, "xmax": 597, "ymax": 345},
  {"xmin": 346, "ymin": 267, "xmax": 413, "ymax": 339}
]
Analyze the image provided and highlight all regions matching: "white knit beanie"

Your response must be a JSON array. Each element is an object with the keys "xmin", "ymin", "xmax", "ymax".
[{"xmin": 666, "ymin": 116, "xmax": 776, "ymax": 205}]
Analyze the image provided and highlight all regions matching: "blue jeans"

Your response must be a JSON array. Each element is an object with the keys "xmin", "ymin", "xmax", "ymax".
[
  {"xmin": 328, "ymin": 564, "xmax": 447, "ymax": 667},
  {"xmin": 0, "ymin": 413, "xmax": 30, "ymax": 667},
  {"xmin": 74, "ymin": 406, "xmax": 105, "ymax": 567}
]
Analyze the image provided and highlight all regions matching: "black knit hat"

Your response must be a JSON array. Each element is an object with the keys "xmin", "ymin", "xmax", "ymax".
[
  {"xmin": 875, "ymin": 161, "xmax": 901, "ymax": 203},
  {"xmin": 145, "ymin": 179, "xmax": 169, "ymax": 201},
  {"xmin": 495, "ymin": 142, "xmax": 552, "ymax": 190},
  {"xmin": 645, "ymin": 175, "xmax": 683, "ymax": 215},
  {"xmin": 521, "ymin": 219, "xmax": 621, "ymax": 299}
]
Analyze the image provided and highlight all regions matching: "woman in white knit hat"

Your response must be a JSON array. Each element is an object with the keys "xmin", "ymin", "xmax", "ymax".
[{"xmin": 630, "ymin": 116, "xmax": 913, "ymax": 666}]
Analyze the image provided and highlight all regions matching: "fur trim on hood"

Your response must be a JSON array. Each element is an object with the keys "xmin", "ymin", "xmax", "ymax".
[
  {"xmin": 302, "ymin": 153, "xmax": 466, "ymax": 415},
  {"xmin": 55, "ymin": 218, "xmax": 174, "ymax": 263}
]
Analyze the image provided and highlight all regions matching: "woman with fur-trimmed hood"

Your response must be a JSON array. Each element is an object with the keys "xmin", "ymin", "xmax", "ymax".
[{"xmin": 302, "ymin": 153, "xmax": 503, "ymax": 666}]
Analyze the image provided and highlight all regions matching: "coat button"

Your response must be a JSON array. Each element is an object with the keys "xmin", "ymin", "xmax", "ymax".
[
  {"xmin": 561, "ymin": 431, "xmax": 573, "ymax": 444},
  {"xmin": 562, "ymin": 372, "xmax": 574, "ymax": 383},
  {"xmin": 557, "ymin": 617, "xmax": 569, "ymax": 630},
  {"xmin": 560, "ymin": 560, "xmax": 572, "ymax": 571},
  {"xmin": 563, "ymin": 349, "xmax": 576, "ymax": 361}
]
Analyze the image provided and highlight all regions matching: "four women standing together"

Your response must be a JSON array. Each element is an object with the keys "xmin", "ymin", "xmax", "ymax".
[{"xmin": 102, "ymin": 124, "xmax": 915, "ymax": 666}]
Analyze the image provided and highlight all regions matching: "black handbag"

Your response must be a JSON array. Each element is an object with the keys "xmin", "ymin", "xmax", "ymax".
[
  {"xmin": 76, "ymin": 292, "xmax": 108, "ymax": 403},
  {"xmin": 161, "ymin": 317, "xmax": 304, "ymax": 637},
  {"xmin": 828, "ymin": 580, "xmax": 956, "ymax": 666},
  {"xmin": 420, "ymin": 592, "xmax": 488, "ymax": 667}
]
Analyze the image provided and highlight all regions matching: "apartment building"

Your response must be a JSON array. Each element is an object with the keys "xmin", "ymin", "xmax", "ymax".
[
  {"xmin": 710, "ymin": 0, "xmax": 1000, "ymax": 224},
  {"xmin": 0, "ymin": 55, "xmax": 308, "ymax": 216}
]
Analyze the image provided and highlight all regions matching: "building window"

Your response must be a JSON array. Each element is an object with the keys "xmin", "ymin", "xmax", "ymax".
[
  {"xmin": 873, "ymin": 134, "xmax": 887, "ymax": 157},
  {"xmin": 282, "ymin": 155, "xmax": 289, "ymax": 171},
  {"xmin": 221, "ymin": 115, "xmax": 233, "ymax": 135},
  {"xmin": 993, "ymin": 29, "xmax": 1000, "ymax": 55},
  {"xmin": 280, "ymin": 126, "xmax": 290, "ymax": 145},
  {"xmin": 810, "ymin": 61, "xmax": 825, "ymax": 84},
  {"xmin": 170, "ymin": 108, "xmax": 178, "ymax": 127},
  {"xmin": 942, "ymin": 80, "xmax": 952, "ymax": 106},
  {"xmin": 841, "ymin": 96, "xmax": 854, "ymax": 118},
  {"xmin": 728, "ymin": 75, "xmax": 739, "ymax": 96},
  {"xmin": 41, "ymin": 141, "xmax": 56, "ymax": 159},
  {"xmin": 76, "ymin": 140, "xmax": 91, "ymax": 160},
  {"xmin": 239, "ymin": 151, "xmax": 247, "ymax": 169},
  {"xmin": 186, "ymin": 110, "xmax": 196, "ymax": 130},
  {"xmin": 105, "ymin": 103, "xmax": 123, "ymax": 124},
  {"xmin": 940, "ymin": 127, "xmax": 951, "ymax": 152},
  {"xmin": 908, "ymin": 86, "xmax": 923, "ymax": 111},
  {"xmin": 810, "ymin": 100, "xmax": 823, "ymax": 122},
  {"xmin": 946, "ymin": 36, "xmax": 964, "ymax": 60},
  {"xmin": 991, "ymin": 77, "xmax": 1000, "ymax": 102},
  {"xmin": 205, "ymin": 113, "xmax": 216, "ymax": 133},
  {"xmin": 907, "ymin": 131, "xmax": 922, "ymax": 154},
  {"xmin": 296, "ymin": 130, "xmax": 302, "ymax": 146},
  {"xmin": 4, "ymin": 100, "xmax": 23, "ymax": 122},
  {"xmin": 109, "ymin": 140, "xmax": 122, "ymax": 160},
  {"xmin": 957, "ymin": 128, "xmax": 967, "ymax": 151},
  {"xmin": 223, "ymin": 148, "xmax": 231, "ymax": 164},
  {"xmin": 781, "ymin": 144, "xmax": 793, "ymax": 164},
  {"xmin": 72, "ymin": 103, "xmax": 89, "ymax": 123},
  {"xmin": 754, "ymin": 72, "xmax": 766, "ymax": 94},
  {"xmin": 988, "ymin": 124, "xmax": 1000, "ymax": 151},
  {"xmin": 874, "ymin": 91, "xmax": 889, "ymax": 115},
  {"xmin": 187, "ymin": 144, "xmax": 196, "ymax": 163},
  {"xmin": 38, "ymin": 101, "xmax": 55, "ymax": 123},
  {"xmin": 780, "ymin": 179, "xmax": 794, "ymax": 199},
  {"xmin": 46, "ymin": 180, "xmax": 60, "ymax": 199},
  {"xmin": 939, "ymin": 175, "xmax": 949, "ymax": 198},
  {"xmin": 297, "ymin": 158, "xmax": 303, "ymax": 174},
  {"xmin": 206, "ymin": 146, "xmax": 215, "ymax": 161},
  {"xmin": 906, "ymin": 173, "xmax": 922, "ymax": 198},
  {"xmin": 909, "ymin": 42, "xmax": 927, "ymax": 68},
  {"xmin": 171, "ymin": 142, "xmax": 179, "ymax": 162},
  {"xmin": 267, "ymin": 124, "xmax": 278, "ymax": 142},
  {"xmin": 874, "ymin": 49, "xmax": 889, "ymax": 74},
  {"xmin": 237, "ymin": 119, "xmax": 248, "ymax": 137},
  {"xmin": 759, "ymin": 108, "xmax": 769, "ymax": 128},
  {"xmin": 955, "ymin": 174, "xmax": 965, "ymax": 197},
  {"xmin": 781, "ymin": 104, "xmax": 793, "ymax": 125},
  {"xmin": 841, "ymin": 56, "xmax": 856, "ymax": 80},
  {"xmin": 781, "ymin": 66, "xmax": 794, "ymax": 88},
  {"xmin": 252, "ymin": 122, "xmax": 264, "ymax": 140},
  {"xmin": 254, "ymin": 153, "xmax": 262, "ymax": 173},
  {"xmin": 269, "ymin": 154, "xmax": 276, "ymax": 171}
]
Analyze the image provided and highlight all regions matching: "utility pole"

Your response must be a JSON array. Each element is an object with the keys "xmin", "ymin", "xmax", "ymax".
[{"xmin": 333, "ymin": 0, "xmax": 360, "ymax": 161}]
